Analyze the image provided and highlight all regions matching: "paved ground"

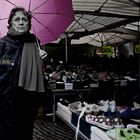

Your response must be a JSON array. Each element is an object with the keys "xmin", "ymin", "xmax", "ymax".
[{"xmin": 33, "ymin": 116, "xmax": 83, "ymax": 140}]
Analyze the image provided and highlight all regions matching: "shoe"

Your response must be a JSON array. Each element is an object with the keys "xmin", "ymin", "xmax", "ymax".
[
  {"xmin": 83, "ymin": 102, "xmax": 94, "ymax": 114},
  {"xmin": 123, "ymin": 128, "xmax": 140, "ymax": 140},
  {"xmin": 86, "ymin": 115, "xmax": 113, "ymax": 130},
  {"xmin": 127, "ymin": 124, "xmax": 140, "ymax": 131},
  {"xmin": 109, "ymin": 100, "xmax": 116, "ymax": 113},
  {"xmin": 106, "ymin": 128, "xmax": 128, "ymax": 140},
  {"xmin": 68, "ymin": 101, "xmax": 82, "ymax": 114},
  {"xmin": 124, "ymin": 76, "xmax": 136, "ymax": 81},
  {"xmin": 91, "ymin": 104, "xmax": 100, "ymax": 115},
  {"xmin": 133, "ymin": 102, "xmax": 140, "ymax": 109},
  {"xmin": 107, "ymin": 128, "xmax": 140, "ymax": 140},
  {"xmin": 99, "ymin": 100, "xmax": 109, "ymax": 112},
  {"xmin": 115, "ymin": 107, "xmax": 140, "ymax": 119}
]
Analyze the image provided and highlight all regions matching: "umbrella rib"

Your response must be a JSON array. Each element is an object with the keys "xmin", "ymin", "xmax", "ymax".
[
  {"xmin": 73, "ymin": 15, "xmax": 89, "ymax": 32},
  {"xmin": 0, "ymin": 18, "xmax": 8, "ymax": 20},
  {"xmin": 33, "ymin": 12, "xmax": 61, "ymax": 15},
  {"xmin": 88, "ymin": 35, "xmax": 101, "ymax": 42},
  {"xmin": 28, "ymin": 0, "xmax": 31, "ymax": 11},
  {"xmin": 32, "ymin": 16, "xmax": 57, "ymax": 39},
  {"xmin": 102, "ymin": 33, "xmax": 109, "ymax": 44},
  {"xmin": 31, "ymin": 0, "xmax": 49, "ymax": 11},
  {"xmin": 6, "ymin": 0, "xmax": 16, "ymax": 6},
  {"xmin": 32, "ymin": 12, "xmax": 74, "ymax": 20}
]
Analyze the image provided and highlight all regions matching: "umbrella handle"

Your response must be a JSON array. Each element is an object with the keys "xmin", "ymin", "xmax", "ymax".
[
  {"xmin": 35, "ymin": 37, "xmax": 47, "ymax": 59},
  {"xmin": 36, "ymin": 37, "xmax": 41, "ymax": 50}
]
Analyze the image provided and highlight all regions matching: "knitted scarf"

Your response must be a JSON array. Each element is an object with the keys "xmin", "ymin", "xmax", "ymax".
[{"xmin": 7, "ymin": 27, "xmax": 45, "ymax": 92}]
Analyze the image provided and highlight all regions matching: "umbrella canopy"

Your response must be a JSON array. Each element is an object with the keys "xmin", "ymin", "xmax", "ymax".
[
  {"xmin": 71, "ymin": 31, "xmax": 138, "ymax": 47},
  {"xmin": 0, "ymin": 0, "xmax": 74, "ymax": 45}
]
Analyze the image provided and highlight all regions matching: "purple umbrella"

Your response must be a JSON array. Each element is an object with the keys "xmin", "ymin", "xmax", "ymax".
[{"xmin": 0, "ymin": 0, "xmax": 74, "ymax": 45}]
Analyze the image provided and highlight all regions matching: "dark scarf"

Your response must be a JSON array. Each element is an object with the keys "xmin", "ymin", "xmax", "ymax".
[{"xmin": 8, "ymin": 27, "xmax": 45, "ymax": 92}]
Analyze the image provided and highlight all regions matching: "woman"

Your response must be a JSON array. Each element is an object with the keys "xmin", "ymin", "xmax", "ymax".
[{"xmin": 0, "ymin": 7, "xmax": 45, "ymax": 140}]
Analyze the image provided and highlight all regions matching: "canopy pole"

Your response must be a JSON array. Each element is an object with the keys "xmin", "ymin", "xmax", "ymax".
[
  {"xmin": 65, "ymin": 34, "xmax": 68, "ymax": 62},
  {"xmin": 138, "ymin": 6, "xmax": 140, "ymax": 93}
]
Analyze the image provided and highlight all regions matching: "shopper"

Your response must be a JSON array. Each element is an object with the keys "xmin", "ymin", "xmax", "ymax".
[{"xmin": 0, "ymin": 7, "xmax": 45, "ymax": 140}]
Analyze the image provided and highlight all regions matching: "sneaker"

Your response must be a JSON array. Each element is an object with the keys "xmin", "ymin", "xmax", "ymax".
[
  {"xmin": 106, "ymin": 128, "xmax": 128, "ymax": 140},
  {"xmin": 99, "ymin": 100, "xmax": 109, "ymax": 112},
  {"xmin": 127, "ymin": 124, "xmax": 140, "ymax": 131},
  {"xmin": 91, "ymin": 104, "xmax": 100, "ymax": 115},
  {"xmin": 109, "ymin": 100, "xmax": 116, "ymax": 113},
  {"xmin": 107, "ymin": 128, "xmax": 140, "ymax": 140},
  {"xmin": 68, "ymin": 101, "xmax": 82, "ymax": 114},
  {"xmin": 123, "ymin": 128, "xmax": 140, "ymax": 140},
  {"xmin": 86, "ymin": 115, "xmax": 113, "ymax": 130}
]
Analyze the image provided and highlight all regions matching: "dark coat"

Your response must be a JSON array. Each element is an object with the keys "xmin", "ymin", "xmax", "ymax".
[{"xmin": 0, "ymin": 35, "xmax": 23, "ymax": 86}]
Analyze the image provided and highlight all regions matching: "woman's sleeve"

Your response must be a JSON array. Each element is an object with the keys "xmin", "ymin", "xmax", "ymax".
[{"xmin": 0, "ymin": 40, "xmax": 7, "ymax": 59}]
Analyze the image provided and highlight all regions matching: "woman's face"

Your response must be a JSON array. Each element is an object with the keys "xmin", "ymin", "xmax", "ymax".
[{"xmin": 11, "ymin": 11, "xmax": 29, "ymax": 33}]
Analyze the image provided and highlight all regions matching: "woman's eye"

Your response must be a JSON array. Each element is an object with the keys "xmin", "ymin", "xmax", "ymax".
[
  {"xmin": 22, "ymin": 18, "xmax": 28, "ymax": 22},
  {"xmin": 15, "ymin": 17, "xmax": 20, "ymax": 21}
]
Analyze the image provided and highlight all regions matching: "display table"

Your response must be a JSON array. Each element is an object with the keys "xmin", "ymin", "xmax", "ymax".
[
  {"xmin": 52, "ymin": 88, "xmax": 93, "ymax": 123},
  {"xmin": 56, "ymin": 102, "xmax": 112, "ymax": 140}
]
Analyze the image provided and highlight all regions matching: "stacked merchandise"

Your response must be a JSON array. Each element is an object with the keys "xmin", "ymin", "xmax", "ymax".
[{"xmin": 57, "ymin": 96, "xmax": 140, "ymax": 140}]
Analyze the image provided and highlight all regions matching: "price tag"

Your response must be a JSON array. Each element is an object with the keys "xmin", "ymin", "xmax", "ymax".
[
  {"xmin": 120, "ymin": 80, "xmax": 127, "ymax": 86},
  {"xmin": 90, "ymin": 82, "xmax": 99, "ymax": 88},
  {"xmin": 65, "ymin": 83, "xmax": 73, "ymax": 90}
]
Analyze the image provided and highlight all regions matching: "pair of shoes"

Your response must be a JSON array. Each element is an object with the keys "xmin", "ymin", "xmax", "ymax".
[
  {"xmin": 99, "ymin": 100, "xmax": 116, "ymax": 113},
  {"xmin": 107, "ymin": 128, "xmax": 140, "ymax": 140},
  {"xmin": 114, "ymin": 107, "xmax": 140, "ymax": 119},
  {"xmin": 69, "ymin": 101, "xmax": 101, "ymax": 115},
  {"xmin": 85, "ymin": 115, "xmax": 124, "ymax": 130},
  {"xmin": 68, "ymin": 101, "xmax": 100, "ymax": 115}
]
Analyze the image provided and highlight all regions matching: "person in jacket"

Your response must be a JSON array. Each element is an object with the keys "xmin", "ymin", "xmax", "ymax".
[{"xmin": 0, "ymin": 7, "xmax": 45, "ymax": 140}]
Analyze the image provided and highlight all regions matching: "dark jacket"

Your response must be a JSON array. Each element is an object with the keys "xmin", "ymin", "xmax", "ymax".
[{"xmin": 0, "ymin": 35, "xmax": 23, "ymax": 86}]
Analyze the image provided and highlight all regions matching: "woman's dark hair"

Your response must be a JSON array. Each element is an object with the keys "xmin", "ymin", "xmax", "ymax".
[{"xmin": 7, "ymin": 7, "xmax": 32, "ymax": 31}]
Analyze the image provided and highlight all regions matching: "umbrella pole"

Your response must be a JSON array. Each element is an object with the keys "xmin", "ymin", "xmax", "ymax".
[{"xmin": 65, "ymin": 34, "xmax": 68, "ymax": 62}]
